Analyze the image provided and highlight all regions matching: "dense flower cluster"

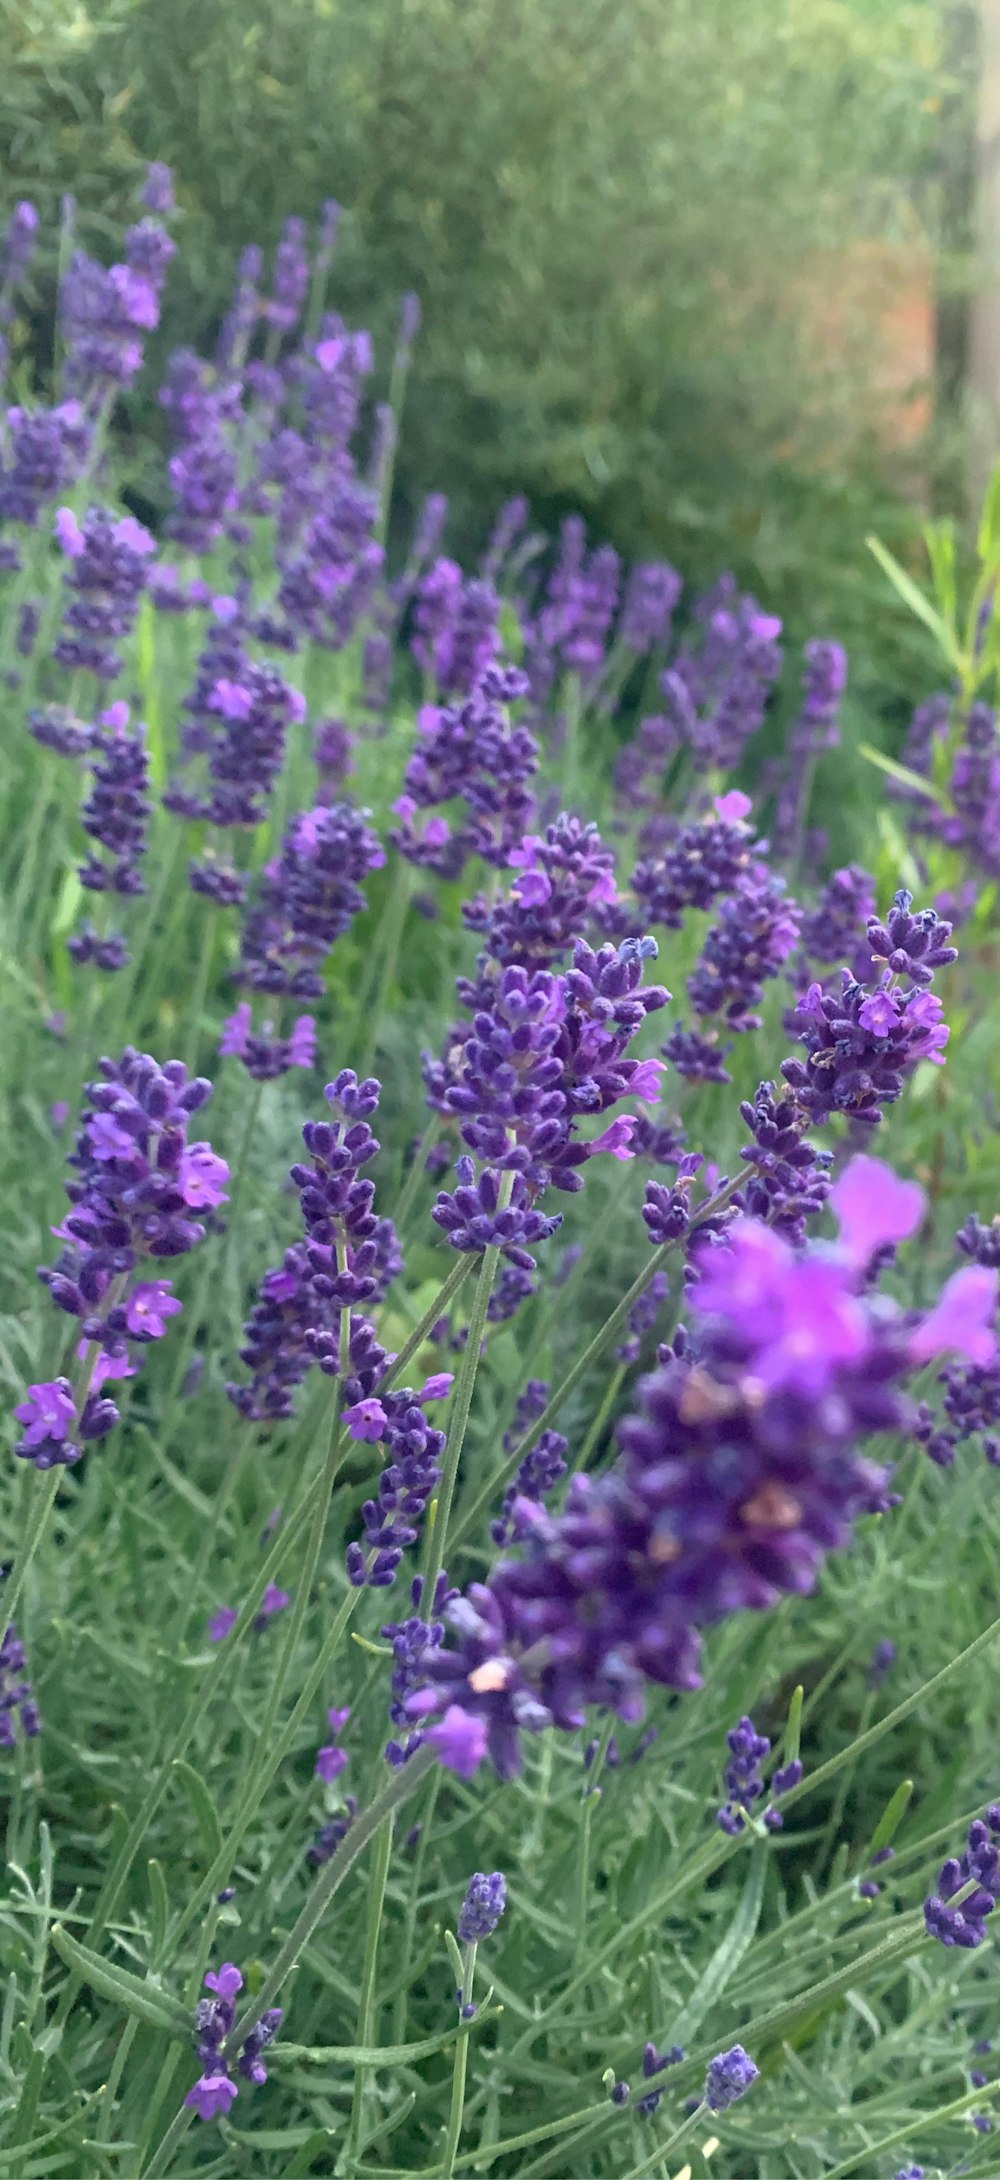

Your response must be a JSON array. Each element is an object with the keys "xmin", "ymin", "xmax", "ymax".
[
  {"xmin": 229, "ymin": 1071, "xmax": 400, "ymax": 1424},
  {"xmin": 402, "ymin": 1157, "xmax": 996, "ymax": 1775},
  {"xmin": 782, "ymin": 890, "xmax": 955, "ymax": 1125},
  {"xmin": 53, "ymin": 506, "xmax": 157, "ymax": 680},
  {"xmin": 392, "ymin": 665, "xmax": 538, "ymax": 876},
  {"xmin": 924, "ymin": 1808, "xmax": 1000, "ymax": 1948},
  {"xmin": 17, "ymin": 1051, "xmax": 228, "ymax": 1467},
  {"xmin": 219, "ymin": 800, "xmax": 383, "ymax": 1077}
]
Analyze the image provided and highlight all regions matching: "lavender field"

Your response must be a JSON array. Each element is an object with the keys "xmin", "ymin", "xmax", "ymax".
[{"xmin": 2, "ymin": 168, "xmax": 1000, "ymax": 2180}]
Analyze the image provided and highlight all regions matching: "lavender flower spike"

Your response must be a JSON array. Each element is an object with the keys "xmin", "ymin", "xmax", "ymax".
[
  {"xmin": 704, "ymin": 2045, "xmax": 759, "ymax": 2111},
  {"xmin": 457, "ymin": 1872, "xmax": 507, "ymax": 1943}
]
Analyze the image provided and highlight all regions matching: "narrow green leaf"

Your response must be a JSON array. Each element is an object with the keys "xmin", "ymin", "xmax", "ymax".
[
  {"xmin": 784, "ymin": 1685, "xmax": 804, "ymax": 1767},
  {"xmin": 147, "ymin": 1860, "xmax": 170, "ymax": 1965},
  {"xmin": 922, "ymin": 516, "xmax": 958, "ymax": 629},
  {"xmin": 136, "ymin": 599, "xmax": 166, "ymax": 790},
  {"xmin": 444, "ymin": 1927, "xmax": 465, "ymax": 1994},
  {"xmin": 870, "ymin": 1779, "xmax": 913, "ymax": 1857},
  {"xmin": 977, "ymin": 463, "xmax": 1000, "ymax": 561},
  {"xmin": 49, "ymin": 1923, "xmax": 189, "ymax": 2035},
  {"xmin": 172, "ymin": 1759, "xmax": 223, "ymax": 1862},
  {"xmin": 865, "ymin": 535, "xmax": 961, "ymax": 666},
  {"xmin": 282, "ymin": 2129, "xmax": 337, "ymax": 2176},
  {"xmin": 50, "ymin": 866, "xmax": 83, "ymax": 940},
  {"xmin": 859, "ymin": 742, "xmax": 944, "ymax": 806},
  {"xmin": 670, "ymin": 1844, "xmax": 766, "ymax": 2045}
]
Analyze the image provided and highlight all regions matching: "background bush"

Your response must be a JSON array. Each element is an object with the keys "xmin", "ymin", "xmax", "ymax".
[{"xmin": 1, "ymin": 0, "xmax": 947, "ymax": 673}]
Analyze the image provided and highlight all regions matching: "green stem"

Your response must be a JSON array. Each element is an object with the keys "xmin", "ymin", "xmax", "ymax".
[
  {"xmin": 815, "ymin": 2078, "xmax": 1000, "ymax": 2180},
  {"xmin": 169, "ymin": 1584, "xmax": 361, "ymax": 1952},
  {"xmin": 450, "ymin": 1187, "xmax": 741, "ymax": 1559},
  {"xmin": 617, "ymin": 2103, "xmax": 706, "ymax": 2180},
  {"xmin": 3, "ymin": 1472, "xmax": 60, "ymax": 1631},
  {"xmin": 423, "ymin": 1188, "xmax": 513, "ymax": 1602},
  {"xmin": 357, "ymin": 859, "xmax": 412, "ymax": 1078},
  {"xmin": 392, "ymin": 1766, "xmax": 441, "ymax": 2042},
  {"xmin": 184, "ymin": 914, "xmax": 217, "ymax": 1074},
  {"xmin": 576, "ymin": 1363, "xmax": 625, "ymax": 1473},
  {"xmin": 347, "ymin": 1812, "xmax": 396, "ymax": 2158},
  {"xmin": 234, "ymin": 1746, "xmax": 436, "ymax": 2047},
  {"xmin": 439, "ymin": 2013, "xmax": 470, "ymax": 2180}
]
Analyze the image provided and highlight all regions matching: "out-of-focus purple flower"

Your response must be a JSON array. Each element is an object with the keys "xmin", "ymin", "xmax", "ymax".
[
  {"xmin": 658, "ymin": 576, "xmax": 783, "ymax": 775},
  {"xmin": 393, "ymin": 665, "xmax": 537, "ymax": 877},
  {"xmin": 142, "ymin": 163, "xmax": 174, "ymax": 214},
  {"xmin": 62, "ymin": 216, "xmax": 174, "ymax": 401},
  {"xmin": 0, "ymin": 1617, "xmax": 40, "ymax": 1748},
  {"xmin": 426, "ymin": 1705, "xmax": 489, "ymax": 1778},
  {"xmin": 53, "ymin": 507, "xmax": 156, "ymax": 681},
  {"xmin": 620, "ymin": 561, "xmax": 683, "ymax": 654},
  {"xmin": 208, "ymin": 1608, "xmax": 239, "ymax": 1643},
  {"xmin": 0, "ymin": 401, "xmax": 90, "ymax": 527},
  {"xmin": 315, "ymin": 1743, "xmax": 349, "ymax": 1783}
]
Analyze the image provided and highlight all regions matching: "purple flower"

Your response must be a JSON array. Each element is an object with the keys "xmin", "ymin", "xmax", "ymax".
[
  {"xmin": 125, "ymin": 1282, "xmax": 182, "ymax": 1340},
  {"xmin": 179, "ymin": 1144, "xmax": 230, "ymax": 1209},
  {"xmin": 909, "ymin": 1266, "xmax": 998, "ymax": 1366},
  {"xmin": 344, "ymin": 1398, "xmax": 387, "ymax": 1442},
  {"xmin": 457, "ymin": 1871, "xmax": 507, "ymax": 1942},
  {"xmin": 208, "ymin": 1608, "xmax": 238, "ymax": 1644},
  {"xmin": 229, "ymin": 1075, "xmax": 402, "ymax": 1426},
  {"xmin": 184, "ymin": 2073, "xmax": 238, "ymax": 2123},
  {"xmin": 228, "ymin": 803, "xmax": 384, "ymax": 1055},
  {"xmin": 657, "ymin": 575, "xmax": 783, "ymax": 775},
  {"xmin": 315, "ymin": 1744, "xmax": 349, "ymax": 1783},
  {"xmin": 782, "ymin": 892, "xmax": 956, "ymax": 1125},
  {"xmin": 15, "ymin": 1379, "xmax": 76, "ymax": 1451},
  {"xmin": 704, "ymin": 2045, "xmax": 759, "ymax": 2112},
  {"xmin": 829, "ymin": 1156, "xmax": 924, "ymax": 1272},
  {"xmin": 204, "ymin": 1964, "xmax": 243, "ymax": 2003},
  {"xmin": 53, "ymin": 507, "xmax": 156, "ymax": 681},
  {"xmin": 394, "ymin": 666, "xmax": 537, "ymax": 878},
  {"xmin": 925, "ymin": 1809, "xmax": 1000, "ymax": 1947},
  {"xmin": 427, "ymin": 1705, "xmax": 489, "ymax": 1778},
  {"xmin": 0, "ymin": 1613, "xmax": 40, "ymax": 1748},
  {"xmin": 254, "ymin": 1584, "xmax": 290, "ymax": 1632},
  {"xmin": 620, "ymin": 561, "xmax": 683, "ymax": 653}
]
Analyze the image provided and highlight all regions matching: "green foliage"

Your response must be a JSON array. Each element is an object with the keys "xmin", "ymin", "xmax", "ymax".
[{"xmin": 1, "ymin": 0, "xmax": 946, "ymax": 677}]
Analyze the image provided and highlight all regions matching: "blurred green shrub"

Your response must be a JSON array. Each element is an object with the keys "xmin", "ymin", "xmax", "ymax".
[{"xmin": 1, "ymin": 0, "xmax": 946, "ymax": 676}]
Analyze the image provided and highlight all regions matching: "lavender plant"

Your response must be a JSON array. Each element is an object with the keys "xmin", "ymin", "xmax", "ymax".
[{"xmin": 2, "ymin": 172, "xmax": 1000, "ymax": 2180}]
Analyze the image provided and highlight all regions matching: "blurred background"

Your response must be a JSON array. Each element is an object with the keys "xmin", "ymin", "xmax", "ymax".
[{"xmin": 1, "ymin": 0, "xmax": 996, "ymax": 699}]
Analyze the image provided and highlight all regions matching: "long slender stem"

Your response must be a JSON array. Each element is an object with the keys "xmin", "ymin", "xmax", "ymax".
[
  {"xmin": 347, "ymin": 1812, "xmax": 395, "ymax": 2158},
  {"xmin": 3, "ymin": 1473, "xmax": 61, "ymax": 1631},
  {"xmin": 450, "ymin": 1185, "xmax": 742, "ymax": 1560},
  {"xmin": 616, "ymin": 2102, "xmax": 706, "ymax": 2180},
  {"xmin": 169, "ymin": 1584, "xmax": 361, "ymax": 1951},
  {"xmin": 58, "ymin": 1248, "xmax": 474, "ymax": 1996},
  {"xmin": 439, "ymin": 2015, "xmax": 470, "ymax": 2180},
  {"xmin": 141, "ymin": 1753, "xmax": 438, "ymax": 2177},
  {"xmin": 423, "ymin": 1195, "xmax": 512, "ymax": 1602},
  {"xmin": 234, "ymin": 1746, "xmax": 436, "ymax": 2046},
  {"xmin": 184, "ymin": 913, "xmax": 217, "ymax": 1074}
]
